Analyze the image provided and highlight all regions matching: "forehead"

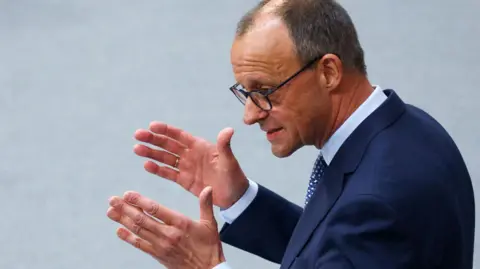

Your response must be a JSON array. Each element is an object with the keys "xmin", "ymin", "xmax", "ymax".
[{"xmin": 230, "ymin": 16, "xmax": 297, "ymax": 83}]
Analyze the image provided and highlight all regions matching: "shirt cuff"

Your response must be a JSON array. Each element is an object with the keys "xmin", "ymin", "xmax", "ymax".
[
  {"xmin": 212, "ymin": 262, "xmax": 232, "ymax": 269},
  {"xmin": 220, "ymin": 179, "xmax": 258, "ymax": 224}
]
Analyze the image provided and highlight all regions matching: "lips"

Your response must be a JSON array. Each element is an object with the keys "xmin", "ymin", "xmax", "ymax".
[
  {"xmin": 266, "ymin": 128, "xmax": 283, "ymax": 134},
  {"xmin": 266, "ymin": 127, "xmax": 284, "ymax": 141}
]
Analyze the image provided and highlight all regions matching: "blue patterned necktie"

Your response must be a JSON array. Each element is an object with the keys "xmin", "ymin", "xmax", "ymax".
[{"xmin": 305, "ymin": 153, "xmax": 327, "ymax": 206}]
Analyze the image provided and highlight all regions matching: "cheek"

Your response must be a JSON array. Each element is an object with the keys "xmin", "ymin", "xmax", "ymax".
[
  {"xmin": 270, "ymin": 82, "xmax": 328, "ymax": 137},
  {"xmin": 282, "ymin": 86, "xmax": 329, "ymax": 142},
  {"xmin": 268, "ymin": 108, "xmax": 293, "ymax": 128},
  {"xmin": 270, "ymin": 102, "xmax": 307, "ymax": 137},
  {"xmin": 283, "ymin": 88, "xmax": 319, "ymax": 124}
]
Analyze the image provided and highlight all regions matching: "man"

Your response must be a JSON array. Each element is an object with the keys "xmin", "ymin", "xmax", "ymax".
[{"xmin": 107, "ymin": 0, "xmax": 475, "ymax": 268}]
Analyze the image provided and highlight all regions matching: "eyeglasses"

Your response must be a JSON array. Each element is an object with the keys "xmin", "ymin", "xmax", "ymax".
[{"xmin": 229, "ymin": 55, "xmax": 323, "ymax": 111}]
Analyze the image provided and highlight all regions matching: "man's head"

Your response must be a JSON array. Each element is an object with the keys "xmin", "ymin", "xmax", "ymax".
[{"xmin": 230, "ymin": 0, "xmax": 367, "ymax": 157}]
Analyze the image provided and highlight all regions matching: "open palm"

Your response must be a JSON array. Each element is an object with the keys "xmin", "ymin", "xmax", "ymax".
[{"xmin": 133, "ymin": 121, "xmax": 249, "ymax": 208}]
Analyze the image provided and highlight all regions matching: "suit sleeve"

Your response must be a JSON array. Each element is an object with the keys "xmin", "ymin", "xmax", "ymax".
[
  {"xmin": 314, "ymin": 194, "xmax": 414, "ymax": 269},
  {"xmin": 219, "ymin": 184, "xmax": 303, "ymax": 264}
]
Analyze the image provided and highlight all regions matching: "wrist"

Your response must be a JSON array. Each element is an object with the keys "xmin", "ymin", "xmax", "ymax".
[{"xmin": 226, "ymin": 177, "xmax": 249, "ymax": 208}]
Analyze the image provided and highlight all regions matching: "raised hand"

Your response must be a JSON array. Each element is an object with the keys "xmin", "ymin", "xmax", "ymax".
[
  {"xmin": 134, "ymin": 121, "xmax": 249, "ymax": 208},
  {"xmin": 107, "ymin": 186, "xmax": 225, "ymax": 269}
]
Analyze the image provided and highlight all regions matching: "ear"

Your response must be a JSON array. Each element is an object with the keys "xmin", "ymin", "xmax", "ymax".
[{"xmin": 315, "ymin": 54, "xmax": 343, "ymax": 92}]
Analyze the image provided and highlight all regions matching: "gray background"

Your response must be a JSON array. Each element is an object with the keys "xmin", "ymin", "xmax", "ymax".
[{"xmin": 1, "ymin": 0, "xmax": 479, "ymax": 268}]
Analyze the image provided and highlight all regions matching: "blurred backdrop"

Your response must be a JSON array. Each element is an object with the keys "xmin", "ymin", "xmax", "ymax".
[{"xmin": 1, "ymin": 0, "xmax": 479, "ymax": 268}]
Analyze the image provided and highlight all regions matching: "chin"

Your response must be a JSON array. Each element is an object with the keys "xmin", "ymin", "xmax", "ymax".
[{"xmin": 271, "ymin": 142, "xmax": 302, "ymax": 158}]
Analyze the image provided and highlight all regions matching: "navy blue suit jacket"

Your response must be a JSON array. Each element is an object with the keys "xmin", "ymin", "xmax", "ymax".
[{"xmin": 220, "ymin": 90, "xmax": 475, "ymax": 269}]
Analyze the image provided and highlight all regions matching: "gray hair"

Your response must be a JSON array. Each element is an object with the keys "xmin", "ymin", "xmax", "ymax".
[{"xmin": 236, "ymin": 0, "xmax": 367, "ymax": 75}]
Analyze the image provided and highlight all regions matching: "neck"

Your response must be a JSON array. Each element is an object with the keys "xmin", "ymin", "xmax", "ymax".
[{"xmin": 317, "ymin": 74, "xmax": 373, "ymax": 148}]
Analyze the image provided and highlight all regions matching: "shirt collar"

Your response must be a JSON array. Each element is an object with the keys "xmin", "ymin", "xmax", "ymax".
[{"xmin": 320, "ymin": 85, "xmax": 387, "ymax": 165}]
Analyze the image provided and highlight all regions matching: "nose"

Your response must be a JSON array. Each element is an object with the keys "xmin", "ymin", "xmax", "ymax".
[{"xmin": 243, "ymin": 98, "xmax": 268, "ymax": 125}]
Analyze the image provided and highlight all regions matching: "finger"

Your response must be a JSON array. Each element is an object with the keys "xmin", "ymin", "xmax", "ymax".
[
  {"xmin": 199, "ymin": 186, "xmax": 215, "ymax": 223},
  {"xmin": 107, "ymin": 206, "xmax": 122, "ymax": 221},
  {"xmin": 217, "ymin": 127, "xmax": 235, "ymax": 159},
  {"xmin": 149, "ymin": 121, "xmax": 195, "ymax": 148},
  {"xmin": 108, "ymin": 200, "xmax": 161, "ymax": 242},
  {"xmin": 109, "ymin": 197, "xmax": 168, "ymax": 236},
  {"xmin": 116, "ymin": 227, "xmax": 156, "ymax": 256},
  {"xmin": 134, "ymin": 129, "xmax": 187, "ymax": 155},
  {"xmin": 108, "ymin": 208, "xmax": 157, "ymax": 243},
  {"xmin": 144, "ymin": 161, "xmax": 201, "ymax": 196},
  {"xmin": 113, "ymin": 206, "xmax": 188, "ymax": 263},
  {"xmin": 144, "ymin": 160, "xmax": 179, "ymax": 182},
  {"xmin": 122, "ymin": 191, "xmax": 185, "ymax": 226},
  {"xmin": 134, "ymin": 145, "xmax": 179, "ymax": 168}
]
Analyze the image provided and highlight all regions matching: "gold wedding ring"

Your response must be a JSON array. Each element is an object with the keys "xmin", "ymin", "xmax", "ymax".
[{"xmin": 174, "ymin": 157, "xmax": 180, "ymax": 168}]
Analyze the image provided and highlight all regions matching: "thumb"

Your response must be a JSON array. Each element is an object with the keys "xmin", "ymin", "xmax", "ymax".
[
  {"xmin": 216, "ymin": 127, "xmax": 235, "ymax": 158},
  {"xmin": 199, "ymin": 186, "xmax": 216, "ymax": 223}
]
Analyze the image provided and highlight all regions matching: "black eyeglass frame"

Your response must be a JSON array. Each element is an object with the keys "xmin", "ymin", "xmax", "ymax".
[{"xmin": 229, "ymin": 55, "xmax": 324, "ymax": 111}]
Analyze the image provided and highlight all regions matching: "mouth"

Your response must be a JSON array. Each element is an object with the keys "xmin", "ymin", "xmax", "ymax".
[
  {"xmin": 266, "ymin": 128, "xmax": 283, "ymax": 134},
  {"xmin": 266, "ymin": 128, "xmax": 284, "ymax": 141}
]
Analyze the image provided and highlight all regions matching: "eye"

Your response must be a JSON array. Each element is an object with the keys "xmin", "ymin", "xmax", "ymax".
[{"xmin": 254, "ymin": 86, "xmax": 272, "ymax": 94}]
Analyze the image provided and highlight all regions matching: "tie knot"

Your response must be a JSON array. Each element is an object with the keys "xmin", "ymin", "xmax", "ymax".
[{"xmin": 314, "ymin": 154, "xmax": 326, "ymax": 170}]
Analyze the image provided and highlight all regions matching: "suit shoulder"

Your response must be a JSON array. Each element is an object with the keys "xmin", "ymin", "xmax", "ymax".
[{"xmin": 347, "ymin": 104, "xmax": 472, "ymax": 210}]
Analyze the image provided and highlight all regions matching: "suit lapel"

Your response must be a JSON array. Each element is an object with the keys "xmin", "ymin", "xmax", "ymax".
[
  {"xmin": 280, "ymin": 166, "xmax": 345, "ymax": 269},
  {"xmin": 280, "ymin": 89, "xmax": 406, "ymax": 269}
]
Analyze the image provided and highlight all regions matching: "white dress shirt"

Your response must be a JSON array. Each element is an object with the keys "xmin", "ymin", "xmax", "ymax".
[{"xmin": 213, "ymin": 86, "xmax": 387, "ymax": 269}]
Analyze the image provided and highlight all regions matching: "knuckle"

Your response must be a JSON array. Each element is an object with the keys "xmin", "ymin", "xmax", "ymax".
[
  {"xmin": 167, "ymin": 231, "xmax": 182, "ymax": 245},
  {"xmin": 132, "ymin": 224, "xmax": 142, "ymax": 234},
  {"xmin": 174, "ymin": 217, "xmax": 190, "ymax": 231},
  {"xmin": 163, "ymin": 244, "xmax": 174, "ymax": 257},
  {"xmin": 134, "ymin": 238, "xmax": 142, "ymax": 249},
  {"xmin": 124, "ymin": 192, "xmax": 140, "ymax": 204},
  {"xmin": 134, "ymin": 214, "xmax": 146, "ymax": 225},
  {"xmin": 115, "ymin": 201, "xmax": 124, "ymax": 211},
  {"xmin": 148, "ymin": 202, "xmax": 159, "ymax": 216},
  {"xmin": 155, "ymin": 240, "xmax": 172, "ymax": 257},
  {"xmin": 154, "ymin": 245, "xmax": 166, "ymax": 257}
]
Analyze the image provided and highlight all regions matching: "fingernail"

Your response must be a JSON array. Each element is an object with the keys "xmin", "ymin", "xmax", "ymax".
[{"xmin": 117, "ymin": 228, "xmax": 128, "ymax": 239}]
